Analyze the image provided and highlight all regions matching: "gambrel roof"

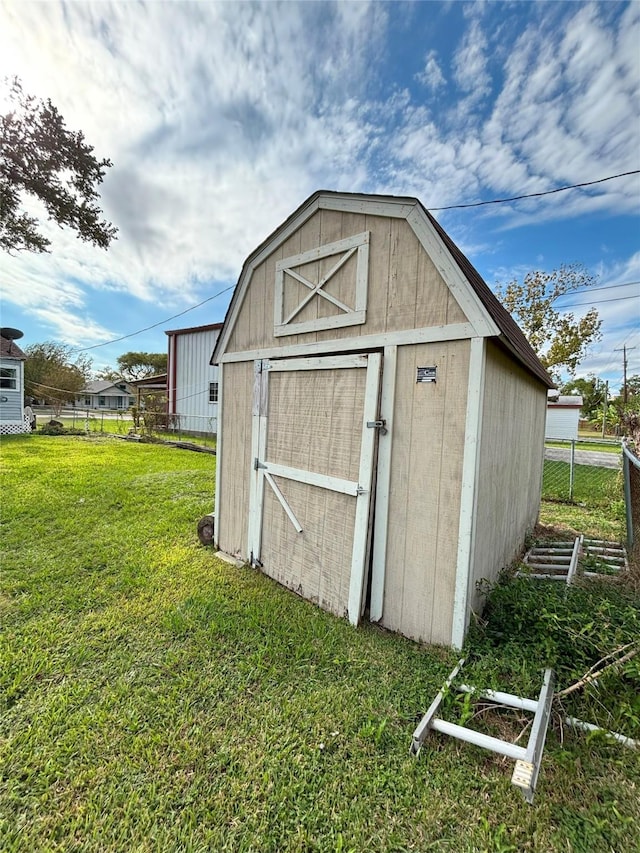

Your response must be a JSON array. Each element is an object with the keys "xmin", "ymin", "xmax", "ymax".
[{"xmin": 212, "ymin": 190, "xmax": 553, "ymax": 388}]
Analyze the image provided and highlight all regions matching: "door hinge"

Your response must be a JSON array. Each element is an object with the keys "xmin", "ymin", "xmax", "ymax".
[{"xmin": 366, "ymin": 419, "xmax": 387, "ymax": 435}]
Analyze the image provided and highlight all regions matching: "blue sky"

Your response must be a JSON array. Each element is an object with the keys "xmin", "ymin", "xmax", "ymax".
[{"xmin": 1, "ymin": 0, "xmax": 638, "ymax": 391}]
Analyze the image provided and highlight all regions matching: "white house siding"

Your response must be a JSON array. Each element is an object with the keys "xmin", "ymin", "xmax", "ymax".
[
  {"xmin": 167, "ymin": 325, "xmax": 222, "ymax": 435},
  {"xmin": 545, "ymin": 406, "xmax": 581, "ymax": 440},
  {"xmin": 0, "ymin": 357, "xmax": 28, "ymax": 433},
  {"xmin": 469, "ymin": 342, "xmax": 547, "ymax": 614}
]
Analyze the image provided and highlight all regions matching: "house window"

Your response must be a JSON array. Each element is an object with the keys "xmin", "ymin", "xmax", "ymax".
[
  {"xmin": 84, "ymin": 396, "xmax": 91, "ymax": 406},
  {"xmin": 0, "ymin": 368, "xmax": 17, "ymax": 389},
  {"xmin": 99, "ymin": 396, "xmax": 106, "ymax": 407},
  {"xmin": 209, "ymin": 382, "xmax": 218, "ymax": 403}
]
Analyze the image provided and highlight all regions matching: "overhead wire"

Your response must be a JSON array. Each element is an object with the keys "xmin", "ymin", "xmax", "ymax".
[
  {"xmin": 428, "ymin": 169, "xmax": 640, "ymax": 211},
  {"xmin": 62, "ymin": 169, "xmax": 639, "ymax": 354}
]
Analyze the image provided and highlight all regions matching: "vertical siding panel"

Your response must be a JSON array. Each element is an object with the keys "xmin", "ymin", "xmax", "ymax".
[
  {"xmin": 415, "ymin": 250, "xmax": 447, "ymax": 328},
  {"xmin": 382, "ymin": 345, "xmax": 414, "ymax": 634},
  {"xmin": 470, "ymin": 342, "xmax": 547, "ymax": 614},
  {"xmin": 386, "ymin": 220, "xmax": 419, "ymax": 332},
  {"xmin": 218, "ymin": 360, "xmax": 252, "ymax": 558},
  {"xmin": 364, "ymin": 214, "xmax": 392, "ymax": 336},
  {"xmin": 401, "ymin": 344, "xmax": 443, "ymax": 643},
  {"xmin": 430, "ymin": 342, "xmax": 468, "ymax": 644},
  {"xmin": 381, "ymin": 340, "xmax": 468, "ymax": 645}
]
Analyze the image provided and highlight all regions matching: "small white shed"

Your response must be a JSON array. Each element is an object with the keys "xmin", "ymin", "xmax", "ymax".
[
  {"xmin": 545, "ymin": 395, "xmax": 583, "ymax": 441},
  {"xmin": 0, "ymin": 333, "xmax": 28, "ymax": 435},
  {"xmin": 211, "ymin": 191, "xmax": 553, "ymax": 648}
]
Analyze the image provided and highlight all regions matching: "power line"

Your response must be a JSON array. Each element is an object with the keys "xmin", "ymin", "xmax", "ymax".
[
  {"xmin": 69, "ymin": 284, "xmax": 235, "ymax": 354},
  {"xmin": 560, "ymin": 280, "xmax": 640, "ymax": 296},
  {"xmin": 553, "ymin": 293, "xmax": 639, "ymax": 308},
  {"xmin": 64, "ymin": 170, "xmax": 639, "ymax": 354},
  {"xmin": 429, "ymin": 169, "xmax": 640, "ymax": 211}
]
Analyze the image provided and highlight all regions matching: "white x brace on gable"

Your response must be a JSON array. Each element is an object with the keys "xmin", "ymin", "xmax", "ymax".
[{"xmin": 274, "ymin": 231, "xmax": 370, "ymax": 337}]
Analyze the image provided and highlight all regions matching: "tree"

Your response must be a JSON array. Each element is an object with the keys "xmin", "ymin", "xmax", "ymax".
[
  {"xmin": 496, "ymin": 265, "xmax": 602, "ymax": 382},
  {"xmin": 1, "ymin": 77, "xmax": 117, "ymax": 253},
  {"xmin": 620, "ymin": 374, "xmax": 640, "ymax": 400},
  {"xmin": 111, "ymin": 351, "xmax": 168, "ymax": 381},
  {"xmin": 560, "ymin": 375, "xmax": 607, "ymax": 420},
  {"xmin": 24, "ymin": 342, "xmax": 92, "ymax": 415}
]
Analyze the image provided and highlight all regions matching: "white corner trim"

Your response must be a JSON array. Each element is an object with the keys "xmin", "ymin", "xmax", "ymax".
[
  {"xmin": 369, "ymin": 345, "xmax": 397, "ymax": 623},
  {"xmin": 406, "ymin": 208, "xmax": 500, "ymax": 339},
  {"xmin": 451, "ymin": 336, "xmax": 486, "ymax": 649},
  {"xmin": 348, "ymin": 351, "xmax": 382, "ymax": 625},
  {"xmin": 213, "ymin": 362, "xmax": 223, "ymax": 542}
]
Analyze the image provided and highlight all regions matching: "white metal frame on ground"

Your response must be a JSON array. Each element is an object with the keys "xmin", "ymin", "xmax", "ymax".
[{"xmin": 411, "ymin": 659, "xmax": 555, "ymax": 804}]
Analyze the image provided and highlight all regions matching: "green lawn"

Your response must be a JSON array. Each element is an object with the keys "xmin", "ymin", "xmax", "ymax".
[{"xmin": 1, "ymin": 435, "xmax": 639, "ymax": 852}]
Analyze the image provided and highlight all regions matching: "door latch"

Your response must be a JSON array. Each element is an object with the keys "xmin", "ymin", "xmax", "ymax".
[{"xmin": 366, "ymin": 419, "xmax": 387, "ymax": 435}]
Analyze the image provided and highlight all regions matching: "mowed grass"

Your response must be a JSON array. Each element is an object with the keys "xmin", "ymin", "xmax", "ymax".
[{"xmin": 1, "ymin": 436, "xmax": 639, "ymax": 852}]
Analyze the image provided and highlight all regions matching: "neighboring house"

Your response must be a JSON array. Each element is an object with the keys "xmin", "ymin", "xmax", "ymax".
[
  {"xmin": 211, "ymin": 190, "xmax": 554, "ymax": 649},
  {"xmin": 545, "ymin": 394, "xmax": 583, "ymax": 440},
  {"xmin": 166, "ymin": 323, "xmax": 223, "ymax": 435},
  {"xmin": 76, "ymin": 380, "xmax": 135, "ymax": 410},
  {"xmin": 0, "ymin": 333, "xmax": 29, "ymax": 435}
]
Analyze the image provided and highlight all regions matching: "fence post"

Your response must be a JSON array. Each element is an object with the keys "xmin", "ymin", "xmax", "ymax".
[
  {"xmin": 623, "ymin": 443, "xmax": 633, "ymax": 549},
  {"xmin": 569, "ymin": 440, "xmax": 575, "ymax": 501}
]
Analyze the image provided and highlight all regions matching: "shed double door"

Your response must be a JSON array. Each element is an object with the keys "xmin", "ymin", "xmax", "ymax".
[{"xmin": 248, "ymin": 353, "xmax": 382, "ymax": 623}]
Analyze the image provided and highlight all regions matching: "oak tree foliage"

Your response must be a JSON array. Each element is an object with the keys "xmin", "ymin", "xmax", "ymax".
[
  {"xmin": 1, "ymin": 77, "xmax": 117, "ymax": 253},
  {"xmin": 496, "ymin": 264, "xmax": 601, "ymax": 381},
  {"xmin": 24, "ymin": 342, "xmax": 93, "ymax": 414},
  {"xmin": 560, "ymin": 375, "xmax": 607, "ymax": 420},
  {"xmin": 97, "ymin": 351, "xmax": 167, "ymax": 382}
]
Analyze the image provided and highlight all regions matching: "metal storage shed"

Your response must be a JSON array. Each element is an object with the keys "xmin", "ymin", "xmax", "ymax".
[{"xmin": 211, "ymin": 191, "xmax": 554, "ymax": 648}]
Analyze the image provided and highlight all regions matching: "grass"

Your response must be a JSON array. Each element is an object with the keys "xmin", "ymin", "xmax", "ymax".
[
  {"xmin": 1, "ymin": 435, "xmax": 639, "ymax": 852},
  {"xmin": 37, "ymin": 411, "xmax": 216, "ymax": 448},
  {"xmin": 542, "ymin": 459, "xmax": 622, "ymax": 507}
]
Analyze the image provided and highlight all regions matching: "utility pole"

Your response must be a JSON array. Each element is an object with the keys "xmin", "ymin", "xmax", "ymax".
[
  {"xmin": 601, "ymin": 380, "xmax": 608, "ymax": 439},
  {"xmin": 614, "ymin": 345, "xmax": 636, "ymax": 404}
]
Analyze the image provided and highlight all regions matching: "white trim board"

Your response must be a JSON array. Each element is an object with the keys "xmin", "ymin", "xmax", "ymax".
[
  {"xmin": 274, "ymin": 231, "xmax": 370, "ymax": 339},
  {"xmin": 213, "ymin": 361, "xmax": 223, "ymax": 541},
  {"xmin": 369, "ymin": 345, "xmax": 397, "ymax": 623},
  {"xmin": 221, "ymin": 322, "xmax": 477, "ymax": 364},
  {"xmin": 451, "ymin": 336, "xmax": 486, "ymax": 649},
  {"xmin": 406, "ymin": 208, "xmax": 499, "ymax": 340},
  {"xmin": 348, "ymin": 351, "xmax": 382, "ymax": 624}
]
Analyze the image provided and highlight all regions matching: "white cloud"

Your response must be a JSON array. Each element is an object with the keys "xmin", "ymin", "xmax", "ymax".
[
  {"xmin": 415, "ymin": 50, "xmax": 446, "ymax": 92},
  {"xmin": 452, "ymin": 19, "xmax": 491, "ymax": 101},
  {"xmin": 0, "ymin": 1, "xmax": 637, "ymax": 355}
]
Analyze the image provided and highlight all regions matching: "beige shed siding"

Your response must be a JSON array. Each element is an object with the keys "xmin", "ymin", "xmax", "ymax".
[
  {"xmin": 470, "ymin": 341, "xmax": 547, "ymax": 610},
  {"xmin": 380, "ymin": 339, "xmax": 469, "ymax": 646},
  {"xmin": 217, "ymin": 360, "xmax": 253, "ymax": 559},
  {"xmin": 226, "ymin": 210, "xmax": 467, "ymax": 354}
]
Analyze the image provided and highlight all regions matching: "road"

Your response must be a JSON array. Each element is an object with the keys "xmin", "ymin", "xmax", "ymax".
[{"xmin": 544, "ymin": 447, "xmax": 621, "ymax": 469}]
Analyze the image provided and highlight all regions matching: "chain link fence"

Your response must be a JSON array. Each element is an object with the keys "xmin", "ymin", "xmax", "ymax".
[
  {"xmin": 542, "ymin": 439, "xmax": 622, "ymax": 505},
  {"xmin": 33, "ymin": 407, "xmax": 217, "ymax": 449},
  {"xmin": 622, "ymin": 442, "xmax": 640, "ymax": 562}
]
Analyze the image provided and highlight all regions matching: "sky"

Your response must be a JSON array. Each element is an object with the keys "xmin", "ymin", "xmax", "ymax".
[{"xmin": 0, "ymin": 0, "xmax": 639, "ymax": 393}]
